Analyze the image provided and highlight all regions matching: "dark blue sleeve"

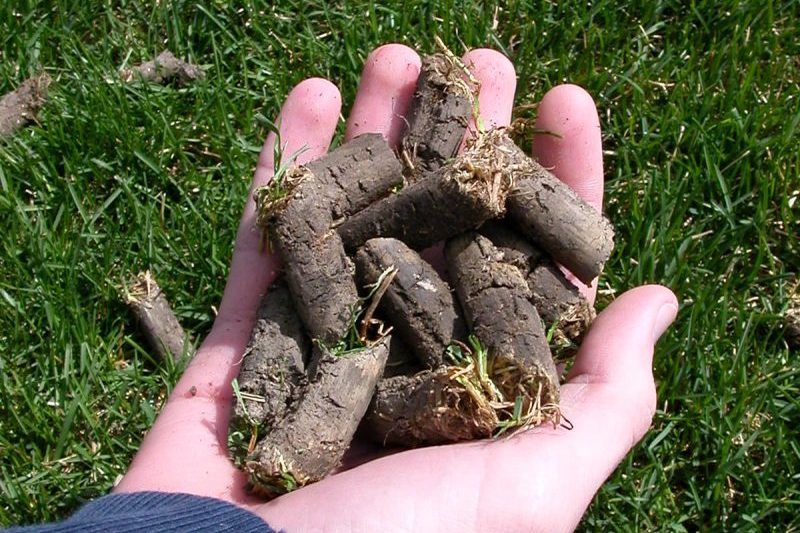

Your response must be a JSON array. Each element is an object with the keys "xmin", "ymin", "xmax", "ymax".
[{"xmin": 5, "ymin": 491, "xmax": 276, "ymax": 532}]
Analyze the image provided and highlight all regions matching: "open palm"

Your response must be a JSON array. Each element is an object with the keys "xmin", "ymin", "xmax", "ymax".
[{"xmin": 115, "ymin": 44, "xmax": 677, "ymax": 532}]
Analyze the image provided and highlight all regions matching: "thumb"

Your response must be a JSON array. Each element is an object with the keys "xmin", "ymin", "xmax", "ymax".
[
  {"xmin": 497, "ymin": 284, "xmax": 679, "ymax": 531},
  {"xmin": 563, "ymin": 284, "xmax": 679, "ymax": 454}
]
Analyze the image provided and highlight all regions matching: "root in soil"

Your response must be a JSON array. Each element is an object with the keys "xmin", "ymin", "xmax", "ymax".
[
  {"xmin": 400, "ymin": 49, "xmax": 475, "ymax": 178},
  {"xmin": 446, "ymin": 232, "xmax": 561, "ymax": 422},
  {"xmin": 367, "ymin": 335, "xmax": 561, "ymax": 446}
]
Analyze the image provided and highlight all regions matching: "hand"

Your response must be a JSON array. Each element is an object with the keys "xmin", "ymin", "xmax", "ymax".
[{"xmin": 115, "ymin": 44, "xmax": 678, "ymax": 532}]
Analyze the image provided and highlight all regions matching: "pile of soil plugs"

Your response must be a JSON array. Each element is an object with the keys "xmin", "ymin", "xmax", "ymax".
[{"xmin": 229, "ymin": 49, "xmax": 614, "ymax": 497}]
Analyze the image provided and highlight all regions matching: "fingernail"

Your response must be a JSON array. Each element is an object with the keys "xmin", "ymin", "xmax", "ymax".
[{"xmin": 652, "ymin": 302, "xmax": 678, "ymax": 342}]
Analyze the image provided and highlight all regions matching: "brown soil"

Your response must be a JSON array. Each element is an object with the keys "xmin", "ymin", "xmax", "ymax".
[
  {"xmin": 0, "ymin": 73, "xmax": 51, "ymax": 138},
  {"xmin": 480, "ymin": 221, "xmax": 595, "ymax": 343},
  {"xmin": 366, "ymin": 368, "xmax": 497, "ymax": 446},
  {"xmin": 246, "ymin": 336, "xmax": 389, "ymax": 496},
  {"xmin": 232, "ymin": 281, "xmax": 310, "ymax": 432},
  {"xmin": 355, "ymin": 238, "xmax": 465, "ymax": 368},
  {"xmin": 446, "ymin": 232, "xmax": 561, "ymax": 425},
  {"xmin": 338, "ymin": 130, "xmax": 519, "ymax": 252},
  {"xmin": 491, "ymin": 129, "xmax": 614, "ymax": 284},
  {"xmin": 123, "ymin": 270, "xmax": 190, "ymax": 362},
  {"xmin": 121, "ymin": 50, "xmax": 204, "ymax": 86},
  {"xmin": 258, "ymin": 134, "xmax": 402, "ymax": 345},
  {"xmin": 401, "ymin": 53, "xmax": 473, "ymax": 178}
]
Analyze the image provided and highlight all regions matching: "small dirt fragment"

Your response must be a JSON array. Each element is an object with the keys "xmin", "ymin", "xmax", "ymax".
[
  {"xmin": 256, "ymin": 133, "xmax": 403, "ymax": 229},
  {"xmin": 0, "ymin": 73, "xmax": 51, "ymax": 138},
  {"xmin": 785, "ymin": 283, "xmax": 800, "ymax": 349},
  {"xmin": 785, "ymin": 317, "xmax": 800, "ymax": 349},
  {"xmin": 121, "ymin": 50, "xmax": 204, "ymax": 86},
  {"xmin": 123, "ymin": 271, "xmax": 190, "ymax": 362}
]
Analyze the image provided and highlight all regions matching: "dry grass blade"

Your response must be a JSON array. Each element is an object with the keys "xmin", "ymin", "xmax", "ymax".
[{"xmin": 358, "ymin": 266, "xmax": 397, "ymax": 342}]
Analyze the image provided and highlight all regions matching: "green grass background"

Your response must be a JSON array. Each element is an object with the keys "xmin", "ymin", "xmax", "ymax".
[{"xmin": 1, "ymin": 0, "xmax": 798, "ymax": 529}]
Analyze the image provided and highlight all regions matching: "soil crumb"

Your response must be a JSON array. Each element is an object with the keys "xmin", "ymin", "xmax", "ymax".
[
  {"xmin": 121, "ymin": 50, "xmax": 204, "ymax": 86},
  {"xmin": 0, "ymin": 73, "xmax": 51, "ymax": 138}
]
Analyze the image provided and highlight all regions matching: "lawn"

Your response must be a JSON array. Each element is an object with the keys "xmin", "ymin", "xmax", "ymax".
[{"xmin": 1, "ymin": 0, "xmax": 798, "ymax": 529}]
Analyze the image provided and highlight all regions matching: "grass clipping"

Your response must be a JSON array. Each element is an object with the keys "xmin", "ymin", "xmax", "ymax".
[
  {"xmin": 254, "ymin": 165, "xmax": 309, "ymax": 231},
  {"xmin": 431, "ymin": 35, "xmax": 479, "ymax": 100},
  {"xmin": 440, "ymin": 335, "xmax": 561, "ymax": 439},
  {"xmin": 444, "ymin": 128, "xmax": 525, "ymax": 215},
  {"xmin": 253, "ymin": 132, "xmax": 310, "ymax": 233}
]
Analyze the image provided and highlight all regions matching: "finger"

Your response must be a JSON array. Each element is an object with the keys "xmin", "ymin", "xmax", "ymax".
[
  {"xmin": 530, "ymin": 84, "xmax": 604, "ymax": 302},
  {"xmin": 532, "ymin": 84, "xmax": 604, "ymax": 211},
  {"xmin": 567, "ymin": 284, "xmax": 678, "ymax": 388},
  {"xmin": 345, "ymin": 43, "xmax": 421, "ymax": 147},
  {"xmin": 461, "ymin": 48, "xmax": 516, "ymax": 143},
  {"xmin": 480, "ymin": 286, "xmax": 677, "ymax": 530},
  {"xmin": 491, "ymin": 285, "xmax": 677, "ymax": 528},
  {"xmin": 116, "ymin": 79, "xmax": 341, "ymax": 497},
  {"xmin": 457, "ymin": 285, "xmax": 680, "ymax": 530},
  {"xmin": 182, "ymin": 77, "xmax": 341, "ymax": 402},
  {"xmin": 494, "ymin": 285, "xmax": 678, "ymax": 528}
]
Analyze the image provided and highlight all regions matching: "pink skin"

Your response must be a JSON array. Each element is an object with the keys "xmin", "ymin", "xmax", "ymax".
[
  {"xmin": 463, "ymin": 48, "xmax": 517, "ymax": 138},
  {"xmin": 115, "ymin": 44, "xmax": 678, "ymax": 531},
  {"xmin": 345, "ymin": 44, "xmax": 421, "ymax": 146},
  {"xmin": 533, "ymin": 84, "xmax": 605, "ymax": 302}
]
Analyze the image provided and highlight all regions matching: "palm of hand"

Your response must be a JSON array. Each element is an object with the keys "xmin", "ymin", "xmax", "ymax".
[{"xmin": 115, "ymin": 45, "xmax": 677, "ymax": 532}]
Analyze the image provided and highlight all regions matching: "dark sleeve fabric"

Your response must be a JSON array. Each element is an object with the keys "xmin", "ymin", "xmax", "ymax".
[{"xmin": 5, "ymin": 491, "xmax": 276, "ymax": 533}]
